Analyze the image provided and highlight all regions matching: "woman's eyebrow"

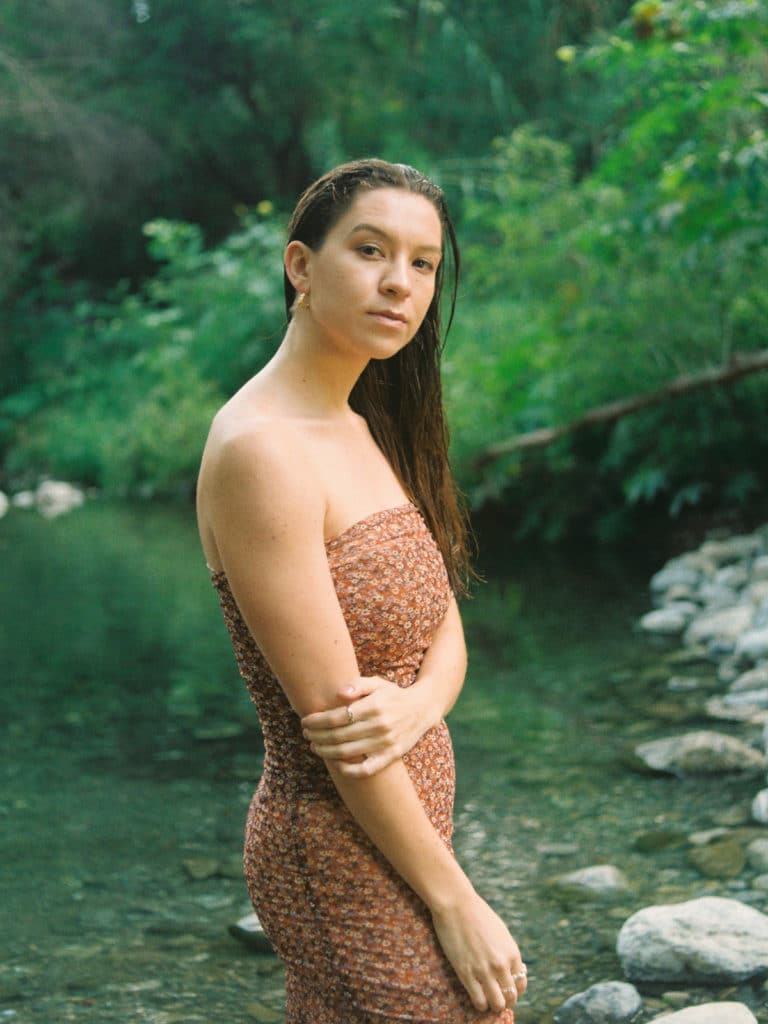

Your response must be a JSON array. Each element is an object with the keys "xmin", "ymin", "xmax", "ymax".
[{"xmin": 347, "ymin": 223, "xmax": 442, "ymax": 253}]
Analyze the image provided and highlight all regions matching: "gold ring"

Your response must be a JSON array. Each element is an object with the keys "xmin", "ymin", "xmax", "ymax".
[{"xmin": 346, "ymin": 707, "xmax": 355, "ymax": 725}]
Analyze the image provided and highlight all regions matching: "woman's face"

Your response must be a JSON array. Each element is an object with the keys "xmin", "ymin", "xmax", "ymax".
[{"xmin": 295, "ymin": 187, "xmax": 443, "ymax": 363}]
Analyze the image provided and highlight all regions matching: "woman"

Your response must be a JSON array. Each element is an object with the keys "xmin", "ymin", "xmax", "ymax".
[{"xmin": 197, "ymin": 159, "xmax": 527, "ymax": 1023}]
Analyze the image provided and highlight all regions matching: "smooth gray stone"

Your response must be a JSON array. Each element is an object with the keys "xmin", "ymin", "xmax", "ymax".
[
  {"xmin": 649, "ymin": 1004, "xmax": 756, "ymax": 1023},
  {"xmin": 617, "ymin": 896, "xmax": 768, "ymax": 983},
  {"xmin": 753, "ymin": 789, "xmax": 768, "ymax": 824},
  {"xmin": 555, "ymin": 981, "xmax": 642, "ymax": 1024},
  {"xmin": 634, "ymin": 732, "xmax": 764, "ymax": 776}
]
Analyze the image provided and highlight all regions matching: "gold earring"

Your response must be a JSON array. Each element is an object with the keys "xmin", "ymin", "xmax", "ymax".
[{"xmin": 295, "ymin": 291, "xmax": 309, "ymax": 311}]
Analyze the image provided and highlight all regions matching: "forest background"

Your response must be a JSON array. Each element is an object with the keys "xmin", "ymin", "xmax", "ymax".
[{"xmin": 2, "ymin": 0, "xmax": 767, "ymax": 544}]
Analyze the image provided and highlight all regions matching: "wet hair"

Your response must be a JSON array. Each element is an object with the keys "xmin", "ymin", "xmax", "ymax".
[{"xmin": 284, "ymin": 158, "xmax": 473, "ymax": 595}]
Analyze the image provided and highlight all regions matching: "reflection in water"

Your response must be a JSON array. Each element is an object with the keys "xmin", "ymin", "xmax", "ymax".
[{"xmin": 1, "ymin": 502, "xmax": 760, "ymax": 1022}]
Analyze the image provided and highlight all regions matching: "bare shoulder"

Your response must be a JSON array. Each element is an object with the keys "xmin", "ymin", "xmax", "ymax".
[{"xmin": 198, "ymin": 403, "xmax": 324, "ymax": 564}]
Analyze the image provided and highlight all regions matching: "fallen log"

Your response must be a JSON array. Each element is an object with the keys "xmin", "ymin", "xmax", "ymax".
[{"xmin": 474, "ymin": 348, "xmax": 768, "ymax": 468}]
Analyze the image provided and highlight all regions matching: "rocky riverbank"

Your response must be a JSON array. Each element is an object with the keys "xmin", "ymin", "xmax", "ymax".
[{"xmin": 539, "ymin": 526, "xmax": 768, "ymax": 1024}]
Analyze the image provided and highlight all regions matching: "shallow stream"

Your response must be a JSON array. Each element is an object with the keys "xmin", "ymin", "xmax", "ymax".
[{"xmin": 1, "ymin": 502, "xmax": 765, "ymax": 1023}]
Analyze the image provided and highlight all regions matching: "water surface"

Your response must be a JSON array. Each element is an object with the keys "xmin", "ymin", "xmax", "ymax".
[{"xmin": 1, "ymin": 502, "xmax": 763, "ymax": 1023}]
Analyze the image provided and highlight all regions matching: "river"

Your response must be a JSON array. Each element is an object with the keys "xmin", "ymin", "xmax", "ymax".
[{"xmin": 1, "ymin": 501, "xmax": 762, "ymax": 1023}]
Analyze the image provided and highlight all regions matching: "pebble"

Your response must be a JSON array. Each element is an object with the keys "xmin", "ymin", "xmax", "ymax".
[
  {"xmin": 181, "ymin": 857, "xmax": 220, "ymax": 881},
  {"xmin": 554, "ymin": 981, "xmax": 642, "ymax": 1024},
  {"xmin": 548, "ymin": 865, "xmax": 630, "ymax": 901}
]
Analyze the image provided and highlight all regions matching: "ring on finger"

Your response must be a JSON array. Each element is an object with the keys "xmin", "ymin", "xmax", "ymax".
[
  {"xmin": 501, "ymin": 984, "xmax": 517, "ymax": 995},
  {"xmin": 346, "ymin": 707, "xmax": 355, "ymax": 725}
]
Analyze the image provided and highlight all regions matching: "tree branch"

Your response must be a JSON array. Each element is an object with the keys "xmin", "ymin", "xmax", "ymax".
[{"xmin": 473, "ymin": 348, "xmax": 768, "ymax": 468}]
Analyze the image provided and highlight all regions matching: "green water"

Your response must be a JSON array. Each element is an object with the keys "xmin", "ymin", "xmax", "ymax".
[{"xmin": 1, "ymin": 502, "xmax": 765, "ymax": 1023}]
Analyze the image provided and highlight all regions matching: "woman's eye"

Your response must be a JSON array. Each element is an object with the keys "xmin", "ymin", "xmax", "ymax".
[
  {"xmin": 359, "ymin": 244, "xmax": 381, "ymax": 257},
  {"xmin": 414, "ymin": 258, "xmax": 435, "ymax": 271}
]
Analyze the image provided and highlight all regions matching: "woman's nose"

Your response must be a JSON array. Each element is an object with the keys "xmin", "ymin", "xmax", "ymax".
[{"xmin": 381, "ymin": 258, "xmax": 411, "ymax": 295}]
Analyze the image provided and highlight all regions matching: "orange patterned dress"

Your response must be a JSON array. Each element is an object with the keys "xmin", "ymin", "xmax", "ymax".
[{"xmin": 211, "ymin": 504, "xmax": 514, "ymax": 1024}]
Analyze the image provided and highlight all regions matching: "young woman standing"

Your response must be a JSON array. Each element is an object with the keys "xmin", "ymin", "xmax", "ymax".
[{"xmin": 197, "ymin": 159, "xmax": 527, "ymax": 1023}]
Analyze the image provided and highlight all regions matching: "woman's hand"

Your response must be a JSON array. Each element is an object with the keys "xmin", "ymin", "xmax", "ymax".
[
  {"xmin": 431, "ymin": 893, "xmax": 528, "ymax": 1014},
  {"xmin": 301, "ymin": 675, "xmax": 436, "ymax": 777}
]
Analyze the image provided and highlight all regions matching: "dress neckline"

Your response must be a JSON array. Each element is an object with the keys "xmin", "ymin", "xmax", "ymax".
[{"xmin": 208, "ymin": 502, "xmax": 418, "ymax": 579}]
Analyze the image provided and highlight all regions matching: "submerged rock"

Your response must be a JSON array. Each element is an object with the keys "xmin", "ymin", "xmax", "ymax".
[
  {"xmin": 687, "ymin": 840, "xmax": 746, "ymax": 879},
  {"xmin": 228, "ymin": 912, "xmax": 275, "ymax": 954},
  {"xmin": 617, "ymin": 896, "xmax": 768, "ymax": 983},
  {"xmin": 554, "ymin": 980, "xmax": 642, "ymax": 1024},
  {"xmin": 649, "ymin": 1004, "xmax": 756, "ymax": 1024},
  {"xmin": 549, "ymin": 864, "xmax": 630, "ymax": 900},
  {"xmin": 633, "ymin": 732, "xmax": 764, "ymax": 776},
  {"xmin": 0, "ymin": 491, "xmax": 7, "ymax": 519}
]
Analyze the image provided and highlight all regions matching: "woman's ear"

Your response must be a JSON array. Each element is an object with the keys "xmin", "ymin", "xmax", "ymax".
[{"xmin": 284, "ymin": 240, "xmax": 312, "ymax": 295}]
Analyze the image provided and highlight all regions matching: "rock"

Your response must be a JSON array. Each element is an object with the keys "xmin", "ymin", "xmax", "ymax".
[
  {"xmin": 11, "ymin": 490, "xmax": 36, "ymax": 509},
  {"xmin": 651, "ymin": 561, "xmax": 703, "ymax": 595},
  {"xmin": 633, "ymin": 732, "xmax": 764, "ymax": 776},
  {"xmin": 688, "ymin": 827, "xmax": 729, "ymax": 846},
  {"xmin": 35, "ymin": 479, "xmax": 85, "ymax": 518},
  {"xmin": 181, "ymin": 857, "xmax": 220, "ymax": 881},
  {"xmin": 667, "ymin": 676, "xmax": 706, "ymax": 692},
  {"xmin": 718, "ymin": 657, "xmax": 742, "ymax": 684},
  {"xmin": 616, "ymin": 896, "xmax": 768, "ymax": 983},
  {"xmin": 714, "ymin": 565, "xmax": 750, "ymax": 591},
  {"xmin": 554, "ymin": 981, "xmax": 642, "ymax": 1024},
  {"xmin": 228, "ymin": 912, "xmax": 275, "ymax": 954},
  {"xmin": 684, "ymin": 606, "xmax": 754, "ymax": 649},
  {"xmin": 699, "ymin": 535, "xmax": 763, "ymax": 566},
  {"xmin": 704, "ymin": 696, "xmax": 768, "ymax": 724},
  {"xmin": 735, "ymin": 628, "xmax": 768, "ymax": 664},
  {"xmin": 549, "ymin": 864, "xmax": 630, "ymax": 900},
  {"xmin": 634, "ymin": 829, "xmax": 688, "ymax": 852},
  {"xmin": 641, "ymin": 608, "xmax": 694, "ymax": 635},
  {"xmin": 753, "ymin": 789, "xmax": 768, "ymax": 825},
  {"xmin": 649, "ymin": 1005, "xmax": 756, "ymax": 1024},
  {"xmin": 687, "ymin": 840, "xmax": 746, "ymax": 878},
  {"xmin": 0, "ymin": 491, "xmax": 8, "ymax": 519},
  {"xmin": 747, "ymin": 581, "xmax": 768, "ymax": 606},
  {"xmin": 730, "ymin": 665, "xmax": 768, "ymax": 692},
  {"xmin": 752, "ymin": 873, "xmax": 768, "ymax": 892},
  {"xmin": 697, "ymin": 582, "xmax": 739, "ymax": 610},
  {"xmin": 746, "ymin": 838, "xmax": 768, "ymax": 872},
  {"xmin": 752, "ymin": 556, "xmax": 768, "ymax": 581}
]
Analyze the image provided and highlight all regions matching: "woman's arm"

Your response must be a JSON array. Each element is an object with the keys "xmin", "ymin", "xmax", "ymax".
[
  {"xmin": 301, "ymin": 597, "xmax": 467, "ymax": 776},
  {"xmin": 201, "ymin": 429, "xmax": 526, "ymax": 1014}
]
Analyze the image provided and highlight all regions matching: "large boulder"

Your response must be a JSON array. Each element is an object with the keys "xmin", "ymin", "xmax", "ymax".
[
  {"xmin": 634, "ymin": 732, "xmax": 764, "ymax": 776},
  {"xmin": 649, "ymin": 1004, "xmax": 756, "ymax": 1024},
  {"xmin": 555, "ymin": 981, "xmax": 642, "ymax": 1024},
  {"xmin": 617, "ymin": 896, "xmax": 768, "ymax": 983}
]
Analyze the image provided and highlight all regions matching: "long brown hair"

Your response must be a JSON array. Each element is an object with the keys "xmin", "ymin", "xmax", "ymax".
[{"xmin": 284, "ymin": 159, "xmax": 474, "ymax": 595}]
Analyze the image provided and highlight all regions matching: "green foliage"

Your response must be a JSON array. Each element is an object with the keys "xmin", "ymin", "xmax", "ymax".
[
  {"xmin": 441, "ymin": 0, "xmax": 768, "ymax": 540},
  {"xmin": 4, "ymin": 0, "xmax": 768, "ymax": 543},
  {"xmin": 3, "ymin": 211, "xmax": 285, "ymax": 495}
]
